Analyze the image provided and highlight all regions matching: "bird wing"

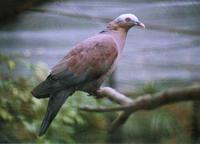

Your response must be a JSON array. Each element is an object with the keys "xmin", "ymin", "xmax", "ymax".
[{"xmin": 50, "ymin": 34, "xmax": 118, "ymax": 87}]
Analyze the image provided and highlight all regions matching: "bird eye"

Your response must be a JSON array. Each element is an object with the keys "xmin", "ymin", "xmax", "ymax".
[{"xmin": 125, "ymin": 17, "xmax": 131, "ymax": 22}]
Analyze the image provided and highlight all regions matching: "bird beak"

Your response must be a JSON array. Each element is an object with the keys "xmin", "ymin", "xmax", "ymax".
[{"xmin": 136, "ymin": 21, "xmax": 145, "ymax": 28}]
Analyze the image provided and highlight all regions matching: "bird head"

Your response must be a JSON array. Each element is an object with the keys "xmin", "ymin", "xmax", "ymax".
[{"xmin": 109, "ymin": 14, "xmax": 145, "ymax": 31}]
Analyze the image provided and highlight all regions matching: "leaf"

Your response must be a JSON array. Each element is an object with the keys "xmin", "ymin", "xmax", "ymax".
[
  {"xmin": 0, "ymin": 108, "xmax": 13, "ymax": 121},
  {"xmin": 7, "ymin": 60, "xmax": 16, "ymax": 70}
]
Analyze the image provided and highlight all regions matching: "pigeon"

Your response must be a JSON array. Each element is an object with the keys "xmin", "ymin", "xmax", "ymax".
[{"xmin": 31, "ymin": 13, "xmax": 145, "ymax": 136}]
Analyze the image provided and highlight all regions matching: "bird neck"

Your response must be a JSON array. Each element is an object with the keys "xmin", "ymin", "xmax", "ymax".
[
  {"xmin": 106, "ymin": 22, "xmax": 128, "ymax": 51},
  {"xmin": 106, "ymin": 22, "xmax": 129, "ymax": 32}
]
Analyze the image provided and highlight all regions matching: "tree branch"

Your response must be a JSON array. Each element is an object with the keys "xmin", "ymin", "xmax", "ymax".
[
  {"xmin": 80, "ymin": 84, "xmax": 200, "ymax": 132},
  {"xmin": 96, "ymin": 87, "xmax": 132, "ymax": 105}
]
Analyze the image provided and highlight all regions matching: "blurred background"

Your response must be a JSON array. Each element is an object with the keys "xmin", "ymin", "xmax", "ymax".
[{"xmin": 0, "ymin": 0, "xmax": 200, "ymax": 143}]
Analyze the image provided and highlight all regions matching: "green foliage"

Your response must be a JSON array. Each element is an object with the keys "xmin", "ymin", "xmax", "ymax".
[
  {"xmin": 141, "ymin": 82, "xmax": 158, "ymax": 94},
  {"xmin": 123, "ymin": 107, "xmax": 191, "ymax": 143},
  {"xmin": 0, "ymin": 55, "xmax": 195, "ymax": 143}
]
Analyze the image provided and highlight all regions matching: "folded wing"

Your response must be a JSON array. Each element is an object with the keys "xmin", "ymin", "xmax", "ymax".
[{"xmin": 32, "ymin": 34, "xmax": 118, "ymax": 98}]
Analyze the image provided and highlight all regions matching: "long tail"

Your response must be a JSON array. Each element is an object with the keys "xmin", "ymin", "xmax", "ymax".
[{"xmin": 38, "ymin": 89, "xmax": 74, "ymax": 136}]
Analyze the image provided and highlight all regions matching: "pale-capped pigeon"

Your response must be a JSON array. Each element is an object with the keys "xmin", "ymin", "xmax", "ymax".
[{"xmin": 31, "ymin": 13, "xmax": 145, "ymax": 136}]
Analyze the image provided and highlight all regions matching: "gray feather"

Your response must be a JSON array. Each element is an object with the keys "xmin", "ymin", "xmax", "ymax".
[{"xmin": 38, "ymin": 89, "xmax": 74, "ymax": 136}]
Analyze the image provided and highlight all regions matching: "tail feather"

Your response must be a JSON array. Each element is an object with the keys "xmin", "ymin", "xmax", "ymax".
[{"xmin": 38, "ymin": 89, "xmax": 74, "ymax": 136}]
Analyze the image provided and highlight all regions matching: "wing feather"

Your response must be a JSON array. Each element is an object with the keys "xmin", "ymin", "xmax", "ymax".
[{"xmin": 50, "ymin": 34, "xmax": 118, "ymax": 87}]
